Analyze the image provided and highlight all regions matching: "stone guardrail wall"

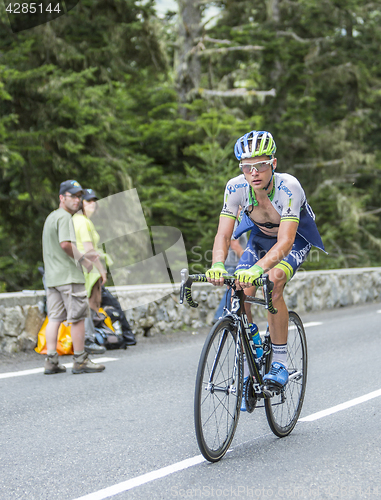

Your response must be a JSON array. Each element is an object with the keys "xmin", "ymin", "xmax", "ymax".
[{"xmin": 1, "ymin": 267, "xmax": 381, "ymax": 354}]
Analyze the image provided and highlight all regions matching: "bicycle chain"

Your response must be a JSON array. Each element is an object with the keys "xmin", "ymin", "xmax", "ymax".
[{"xmin": 244, "ymin": 377, "xmax": 257, "ymax": 413}]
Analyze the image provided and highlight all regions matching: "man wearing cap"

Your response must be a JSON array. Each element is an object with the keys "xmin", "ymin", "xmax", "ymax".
[{"xmin": 42, "ymin": 180, "xmax": 105, "ymax": 374}]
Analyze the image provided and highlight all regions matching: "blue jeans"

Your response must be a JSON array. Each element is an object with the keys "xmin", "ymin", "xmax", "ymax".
[{"xmin": 213, "ymin": 265, "xmax": 236, "ymax": 322}]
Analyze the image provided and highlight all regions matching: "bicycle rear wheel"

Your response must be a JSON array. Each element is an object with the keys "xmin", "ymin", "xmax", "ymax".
[
  {"xmin": 194, "ymin": 317, "xmax": 243, "ymax": 462},
  {"xmin": 265, "ymin": 311, "xmax": 307, "ymax": 437}
]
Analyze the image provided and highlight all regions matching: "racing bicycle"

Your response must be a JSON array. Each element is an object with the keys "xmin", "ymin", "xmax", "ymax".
[{"xmin": 180, "ymin": 269, "xmax": 307, "ymax": 463}]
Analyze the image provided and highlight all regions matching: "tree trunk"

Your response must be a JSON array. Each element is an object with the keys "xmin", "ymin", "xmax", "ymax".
[{"xmin": 175, "ymin": 0, "xmax": 202, "ymax": 112}]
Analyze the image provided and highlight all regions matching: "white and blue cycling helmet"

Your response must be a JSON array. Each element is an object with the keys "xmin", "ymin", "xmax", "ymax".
[{"xmin": 234, "ymin": 130, "xmax": 276, "ymax": 161}]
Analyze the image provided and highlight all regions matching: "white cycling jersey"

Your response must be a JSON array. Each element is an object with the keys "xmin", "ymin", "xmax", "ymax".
[
  {"xmin": 221, "ymin": 172, "xmax": 305, "ymax": 224},
  {"xmin": 220, "ymin": 171, "xmax": 325, "ymax": 251}
]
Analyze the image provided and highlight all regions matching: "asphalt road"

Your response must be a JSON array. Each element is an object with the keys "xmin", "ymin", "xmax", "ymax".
[{"xmin": 1, "ymin": 302, "xmax": 381, "ymax": 500}]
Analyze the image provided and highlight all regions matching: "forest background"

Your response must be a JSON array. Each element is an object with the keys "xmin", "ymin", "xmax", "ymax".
[{"xmin": 1, "ymin": 0, "xmax": 381, "ymax": 291}]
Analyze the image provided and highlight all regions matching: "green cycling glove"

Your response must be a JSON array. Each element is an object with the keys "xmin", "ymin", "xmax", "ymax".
[
  {"xmin": 234, "ymin": 264, "xmax": 264, "ymax": 284},
  {"xmin": 205, "ymin": 262, "xmax": 228, "ymax": 280}
]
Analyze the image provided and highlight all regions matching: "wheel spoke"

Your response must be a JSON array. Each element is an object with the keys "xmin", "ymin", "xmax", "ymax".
[
  {"xmin": 195, "ymin": 318, "xmax": 242, "ymax": 462},
  {"xmin": 265, "ymin": 311, "xmax": 307, "ymax": 437},
  {"xmin": 201, "ymin": 390, "xmax": 238, "ymax": 425}
]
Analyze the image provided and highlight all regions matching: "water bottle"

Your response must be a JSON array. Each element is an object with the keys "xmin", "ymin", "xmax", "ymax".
[{"xmin": 250, "ymin": 323, "xmax": 263, "ymax": 358}]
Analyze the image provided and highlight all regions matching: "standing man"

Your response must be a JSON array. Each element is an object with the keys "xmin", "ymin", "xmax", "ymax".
[{"xmin": 42, "ymin": 180, "xmax": 105, "ymax": 374}]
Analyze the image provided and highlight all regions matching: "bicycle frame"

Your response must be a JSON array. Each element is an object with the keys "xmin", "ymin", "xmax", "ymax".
[
  {"xmin": 225, "ymin": 286, "xmax": 272, "ymax": 399},
  {"xmin": 180, "ymin": 270, "xmax": 280, "ymax": 398}
]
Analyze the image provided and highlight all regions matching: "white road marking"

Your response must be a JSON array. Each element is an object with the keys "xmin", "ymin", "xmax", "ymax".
[
  {"xmin": 299, "ymin": 388, "xmax": 381, "ymax": 422},
  {"xmin": 70, "ymin": 387, "xmax": 381, "ymax": 500},
  {"xmin": 0, "ymin": 357, "xmax": 118, "ymax": 380},
  {"xmin": 72, "ymin": 455, "xmax": 206, "ymax": 500},
  {"xmin": 377, "ymin": 310, "xmax": 381, "ymax": 314}
]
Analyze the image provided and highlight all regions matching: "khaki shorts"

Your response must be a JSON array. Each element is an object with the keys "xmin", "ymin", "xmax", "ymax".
[{"xmin": 46, "ymin": 284, "xmax": 89, "ymax": 323}]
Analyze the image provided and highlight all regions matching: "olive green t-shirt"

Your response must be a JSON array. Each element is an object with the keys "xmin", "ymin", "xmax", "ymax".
[{"xmin": 42, "ymin": 207, "xmax": 85, "ymax": 288}]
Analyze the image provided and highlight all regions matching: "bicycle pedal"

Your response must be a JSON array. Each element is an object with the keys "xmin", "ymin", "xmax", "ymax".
[
  {"xmin": 262, "ymin": 387, "xmax": 273, "ymax": 398},
  {"xmin": 263, "ymin": 383, "xmax": 282, "ymax": 397}
]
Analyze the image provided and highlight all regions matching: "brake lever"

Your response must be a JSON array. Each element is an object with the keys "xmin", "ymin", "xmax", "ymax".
[{"xmin": 179, "ymin": 268, "xmax": 189, "ymax": 305}]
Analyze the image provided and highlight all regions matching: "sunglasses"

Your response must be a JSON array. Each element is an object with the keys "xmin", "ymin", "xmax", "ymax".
[
  {"xmin": 64, "ymin": 193, "xmax": 82, "ymax": 200},
  {"xmin": 239, "ymin": 159, "xmax": 274, "ymax": 174}
]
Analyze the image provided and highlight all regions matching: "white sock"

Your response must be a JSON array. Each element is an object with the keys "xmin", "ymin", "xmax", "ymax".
[{"xmin": 271, "ymin": 344, "xmax": 288, "ymax": 370}]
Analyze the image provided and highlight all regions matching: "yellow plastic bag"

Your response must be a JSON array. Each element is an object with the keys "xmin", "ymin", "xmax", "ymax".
[
  {"xmin": 35, "ymin": 308, "xmax": 113, "ymax": 355},
  {"xmin": 35, "ymin": 318, "xmax": 73, "ymax": 355}
]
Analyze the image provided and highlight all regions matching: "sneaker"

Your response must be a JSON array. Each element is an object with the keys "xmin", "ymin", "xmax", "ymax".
[
  {"xmin": 240, "ymin": 377, "xmax": 249, "ymax": 412},
  {"xmin": 84, "ymin": 339, "xmax": 106, "ymax": 355},
  {"xmin": 44, "ymin": 353, "xmax": 66, "ymax": 375},
  {"xmin": 263, "ymin": 362, "xmax": 289, "ymax": 388},
  {"xmin": 72, "ymin": 352, "xmax": 105, "ymax": 374}
]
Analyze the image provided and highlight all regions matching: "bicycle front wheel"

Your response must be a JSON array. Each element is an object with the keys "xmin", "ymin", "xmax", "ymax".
[
  {"xmin": 265, "ymin": 311, "xmax": 307, "ymax": 437},
  {"xmin": 194, "ymin": 317, "xmax": 243, "ymax": 462}
]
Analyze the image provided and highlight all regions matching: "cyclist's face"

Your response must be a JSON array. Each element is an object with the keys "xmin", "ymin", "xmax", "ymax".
[{"xmin": 241, "ymin": 155, "xmax": 276, "ymax": 190}]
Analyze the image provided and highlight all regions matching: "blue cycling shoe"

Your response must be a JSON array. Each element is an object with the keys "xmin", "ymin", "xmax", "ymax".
[
  {"xmin": 240, "ymin": 377, "xmax": 249, "ymax": 412},
  {"xmin": 263, "ymin": 362, "xmax": 289, "ymax": 389}
]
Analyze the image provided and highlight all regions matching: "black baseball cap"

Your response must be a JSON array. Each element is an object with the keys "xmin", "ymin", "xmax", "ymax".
[
  {"xmin": 59, "ymin": 180, "xmax": 84, "ymax": 196},
  {"xmin": 82, "ymin": 188, "xmax": 99, "ymax": 201}
]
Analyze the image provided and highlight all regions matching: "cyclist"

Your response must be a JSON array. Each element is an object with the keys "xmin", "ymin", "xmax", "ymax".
[{"xmin": 206, "ymin": 131, "xmax": 325, "ymax": 396}]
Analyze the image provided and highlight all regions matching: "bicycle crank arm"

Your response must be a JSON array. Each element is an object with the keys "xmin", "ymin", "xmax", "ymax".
[{"xmin": 262, "ymin": 385, "xmax": 284, "ymax": 398}]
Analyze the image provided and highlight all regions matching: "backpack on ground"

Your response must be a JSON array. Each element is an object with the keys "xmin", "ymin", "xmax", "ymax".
[
  {"xmin": 101, "ymin": 286, "xmax": 136, "ymax": 346},
  {"xmin": 93, "ymin": 308, "xmax": 128, "ymax": 350}
]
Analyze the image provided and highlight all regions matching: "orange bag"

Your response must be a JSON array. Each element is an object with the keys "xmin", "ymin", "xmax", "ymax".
[{"xmin": 35, "ymin": 318, "xmax": 74, "ymax": 355}]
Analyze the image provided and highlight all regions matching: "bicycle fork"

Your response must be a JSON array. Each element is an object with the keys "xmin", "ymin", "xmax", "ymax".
[{"xmin": 205, "ymin": 323, "xmax": 242, "ymax": 396}]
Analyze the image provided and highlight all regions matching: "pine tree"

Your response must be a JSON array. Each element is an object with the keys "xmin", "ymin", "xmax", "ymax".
[{"xmin": 0, "ymin": 0, "xmax": 167, "ymax": 290}]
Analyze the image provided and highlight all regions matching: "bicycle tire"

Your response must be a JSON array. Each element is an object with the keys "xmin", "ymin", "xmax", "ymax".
[
  {"xmin": 194, "ymin": 317, "xmax": 243, "ymax": 462},
  {"xmin": 264, "ymin": 311, "xmax": 307, "ymax": 437}
]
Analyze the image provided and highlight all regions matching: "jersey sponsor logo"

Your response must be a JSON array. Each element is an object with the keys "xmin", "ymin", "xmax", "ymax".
[
  {"xmin": 289, "ymin": 244, "xmax": 312, "ymax": 266},
  {"xmin": 221, "ymin": 208, "xmax": 235, "ymax": 216},
  {"xmin": 227, "ymin": 182, "xmax": 248, "ymax": 194},
  {"xmin": 278, "ymin": 180, "xmax": 293, "ymax": 197},
  {"xmin": 282, "ymin": 213, "xmax": 299, "ymax": 220}
]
